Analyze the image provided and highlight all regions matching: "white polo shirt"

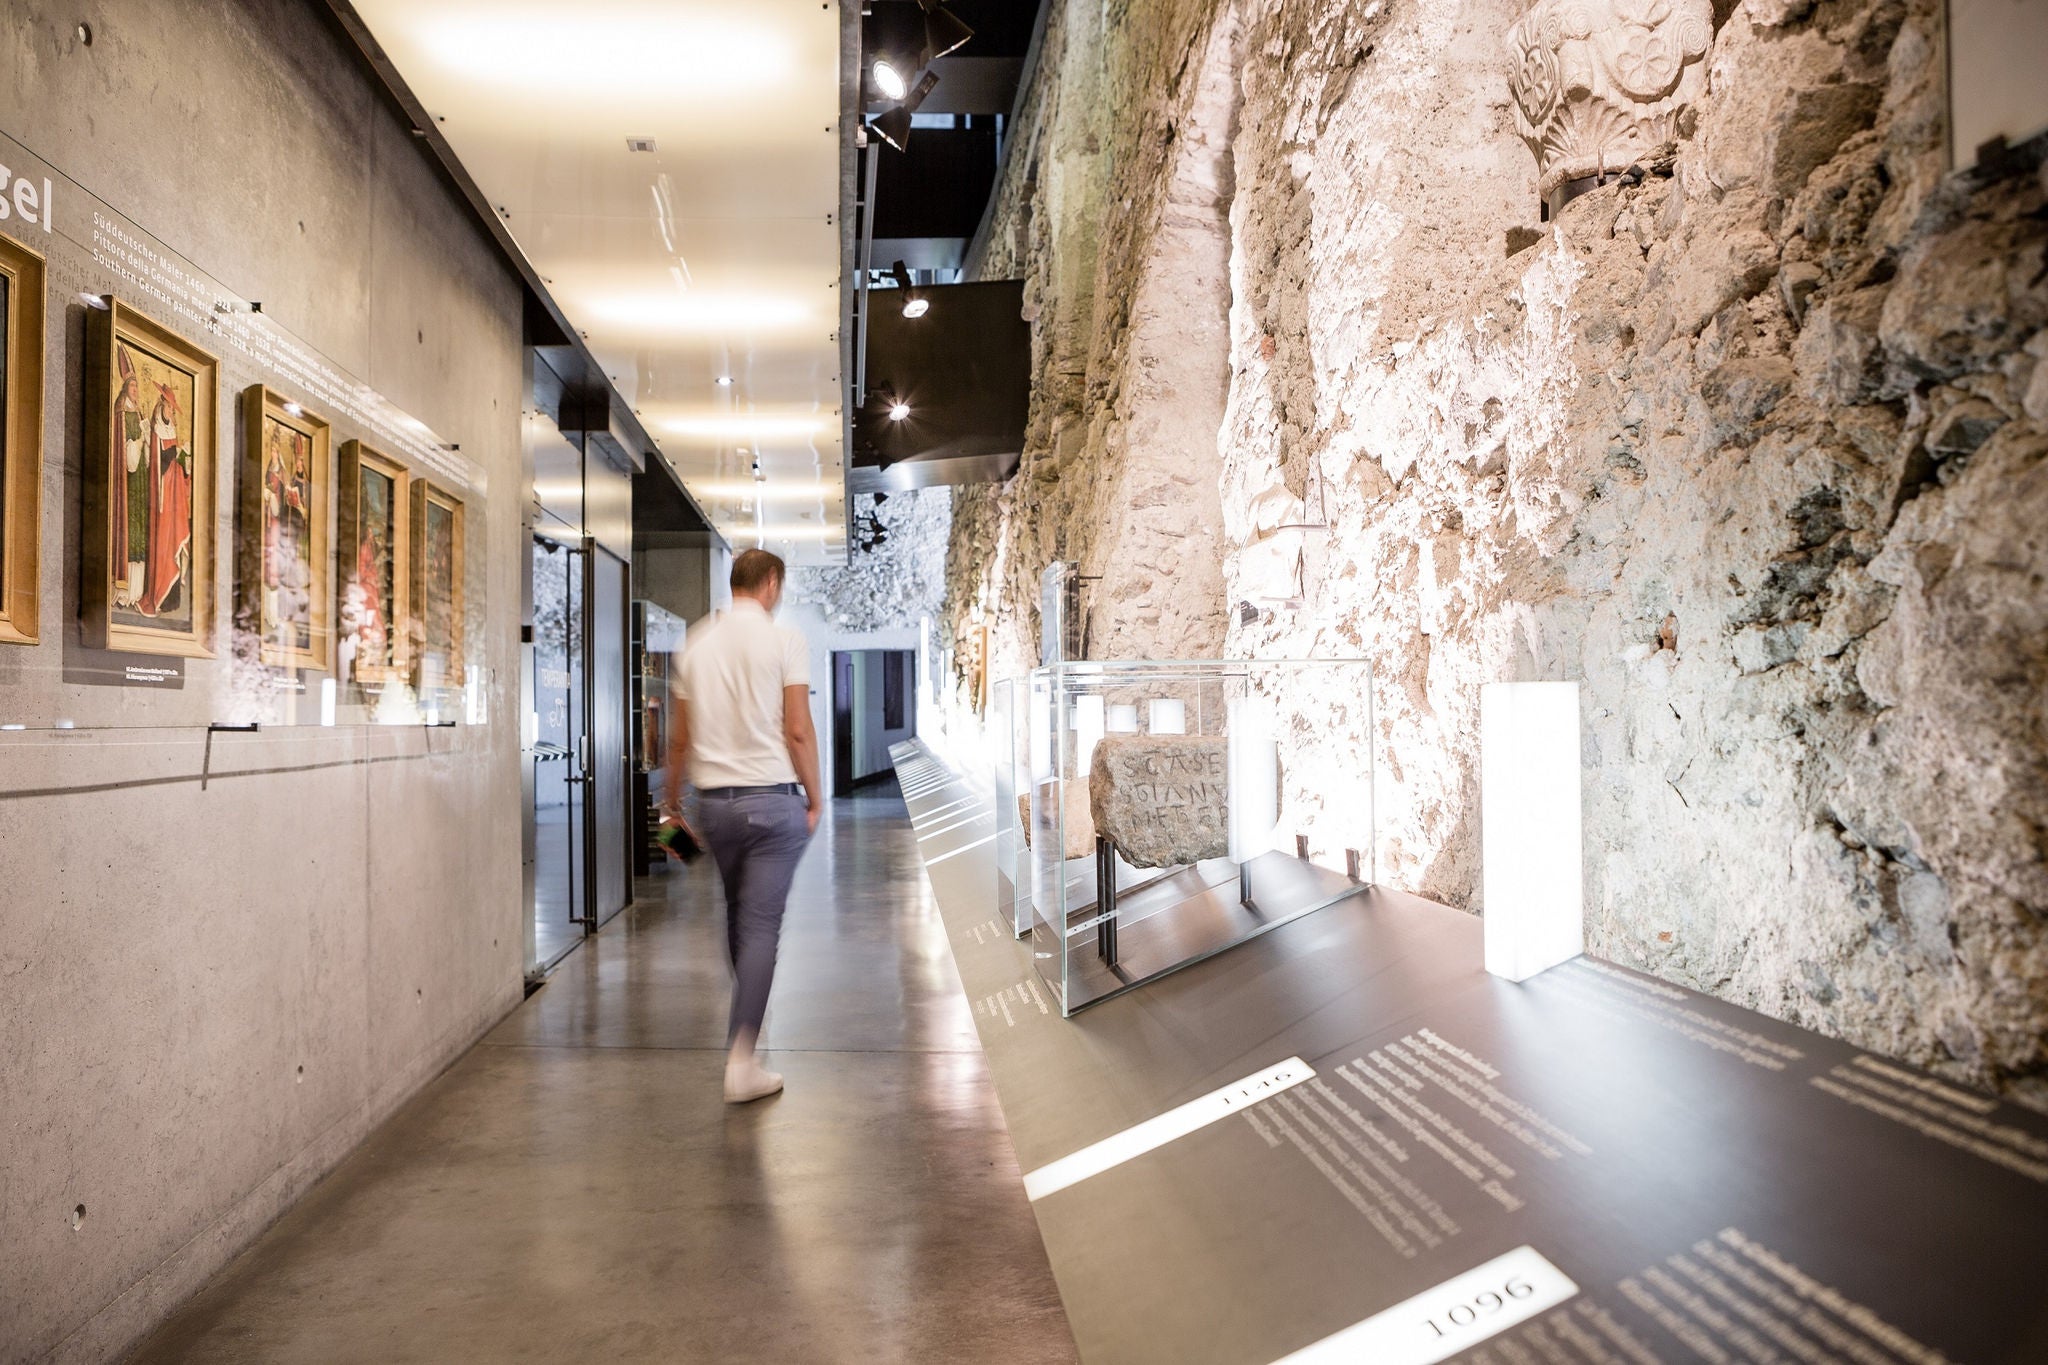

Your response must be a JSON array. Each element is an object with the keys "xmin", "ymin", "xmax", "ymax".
[{"xmin": 672, "ymin": 599, "xmax": 811, "ymax": 789}]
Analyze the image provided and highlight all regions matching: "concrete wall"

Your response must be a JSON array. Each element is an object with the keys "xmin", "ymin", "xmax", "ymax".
[
  {"xmin": 635, "ymin": 544, "xmax": 718, "ymax": 625},
  {"xmin": 946, "ymin": 0, "xmax": 2048, "ymax": 1109},
  {"xmin": 0, "ymin": 2, "xmax": 526, "ymax": 1360}
]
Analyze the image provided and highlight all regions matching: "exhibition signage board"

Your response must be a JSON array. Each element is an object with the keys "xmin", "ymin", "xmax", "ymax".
[{"xmin": 894, "ymin": 740, "xmax": 2048, "ymax": 1365}]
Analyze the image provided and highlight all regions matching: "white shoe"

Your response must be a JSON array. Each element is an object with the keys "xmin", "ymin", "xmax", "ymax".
[{"xmin": 724, "ymin": 1062, "xmax": 784, "ymax": 1104}]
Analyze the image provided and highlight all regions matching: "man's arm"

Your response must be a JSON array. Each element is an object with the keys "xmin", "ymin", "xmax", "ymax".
[
  {"xmin": 665, "ymin": 694, "xmax": 692, "ymax": 819},
  {"xmin": 783, "ymin": 684, "xmax": 824, "ymax": 834}
]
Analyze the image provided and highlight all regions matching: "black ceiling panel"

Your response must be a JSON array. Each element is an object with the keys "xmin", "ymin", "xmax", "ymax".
[
  {"xmin": 918, "ymin": 56, "xmax": 1028, "ymax": 115},
  {"xmin": 855, "ymin": 280, "xmax": 1028, "ymax": 473},
  {"xmin": 873, "ymin": 126, "xmax": 1000, "ymax": 240}
]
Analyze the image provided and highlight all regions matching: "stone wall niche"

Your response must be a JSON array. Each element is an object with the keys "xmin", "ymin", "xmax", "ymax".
[{"xmin": 1507, "ymin": 0, "xmax": 1714, "ymax": 216}]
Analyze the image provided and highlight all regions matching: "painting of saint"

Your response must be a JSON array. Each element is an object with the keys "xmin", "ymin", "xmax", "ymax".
[
  {"xmin": 86, "ymin": 300, "xmax": 216, "ymax": 657},
  {"xmin": 1, "ymin": 231, "xmax": 46, "ymax": 647},
  {"xmin": 412, "ymin": 481, "xmax": 464, "ymax": 693},
  {"xmin": 358, "ymin": 466, "xmax": 395, "ymax": 664},
  {"xmin": 336, "ymin": 440, "xmax": 409, "ymax": 686},
  {"xmin": 111, "ymin": 340, "xmax": 199, "ymax": 631},
  {"xmin": 262, "ymin": 420, "xmax": 312, "ymax": 648},
  {"xmin": 240, "ymin": 387, "xmax": 330, "ymax": 669}
]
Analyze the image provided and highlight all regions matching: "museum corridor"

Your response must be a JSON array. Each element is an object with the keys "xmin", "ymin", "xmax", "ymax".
[
  {"xmin": 5, "ymin": 0, "xmax": 2048, "ymax": 1359},
  {"xmin": 123, "ymin": 789, "xmax": 1076, "ymax": 1365}
]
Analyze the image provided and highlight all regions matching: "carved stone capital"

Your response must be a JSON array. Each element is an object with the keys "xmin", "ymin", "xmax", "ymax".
[{"xmin": 1507, "ymin": 0, "xmax": 1713, "ymax": 211}]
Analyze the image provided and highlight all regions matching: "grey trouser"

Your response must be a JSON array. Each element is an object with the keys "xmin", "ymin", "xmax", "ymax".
[{"xmin": 695, "ymin": 790, "xmax": 811, "ymax": 1044}]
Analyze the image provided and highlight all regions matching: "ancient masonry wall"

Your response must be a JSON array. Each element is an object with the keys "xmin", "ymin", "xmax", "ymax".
[{"xmin": 945, "ymin": 0, "xmax": 2048, "ymax": 1108}]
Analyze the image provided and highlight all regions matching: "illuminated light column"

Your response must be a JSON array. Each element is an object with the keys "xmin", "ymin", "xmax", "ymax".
[
  {"xmin": 1226, "ymin": 697, "xmax": 1279, "ymax": 864},
  {"xmin": 1480, "ymin": 681, "xmax": 1584, "ymax": 981}
]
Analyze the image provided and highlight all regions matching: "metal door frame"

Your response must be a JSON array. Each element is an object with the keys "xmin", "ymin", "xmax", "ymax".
[
  {"xmin": 580, "ymin": 538, "xmax": 633, "ymax": 931},
  {"xmin": 535, "ymin": 532, "xmax": 591, "ymax": 940}
]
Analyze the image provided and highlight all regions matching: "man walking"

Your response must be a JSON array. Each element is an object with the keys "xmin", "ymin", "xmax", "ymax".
[{"xmin": 666, "ymin": 549, "xmax": 823, "ymax": 1103}]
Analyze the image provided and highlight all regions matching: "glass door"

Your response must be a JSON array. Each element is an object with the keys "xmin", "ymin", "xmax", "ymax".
[
  {"xmin": 531, "ymin": 534, "xmax": 587, "ymax": 968},
  {"xmin": 584, "ymin": 544, "xmax": 631, "ymax": 928}
]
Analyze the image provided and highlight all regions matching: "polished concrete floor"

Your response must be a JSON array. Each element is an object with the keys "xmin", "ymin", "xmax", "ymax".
[
  {"xmin": 531, "ymin": 803, "xmax": 586, "ymax": 970},
  {"xmin": 130, "ymin": 788, "xmax": 1077, "ymax": 1364}
]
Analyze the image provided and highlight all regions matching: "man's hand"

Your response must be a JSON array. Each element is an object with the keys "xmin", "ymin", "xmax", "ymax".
[{"xmin": 783, "ymin": 683, "xmax": 825, "ymax": 838}]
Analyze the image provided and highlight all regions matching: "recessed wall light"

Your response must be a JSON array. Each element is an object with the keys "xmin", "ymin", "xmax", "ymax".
[
  {"xmin": 587, "ymin": 293, "xmax": 813, "ymax": 334},
  {"xmin": 665, "ymin": 415, "xmax": 827, "ymax": 440},
  {"xmin": 714, "ymin": 375, "xmax": 733, "ymax": 386},
  {"xmin": 417, "ymin": 15, "xmax": 795, "ymax": 95}
]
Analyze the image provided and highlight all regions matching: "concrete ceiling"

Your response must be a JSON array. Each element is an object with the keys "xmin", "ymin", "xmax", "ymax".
[{"xmin": 349, "ymin": 0, "xmax": 849, "ymax": 564}]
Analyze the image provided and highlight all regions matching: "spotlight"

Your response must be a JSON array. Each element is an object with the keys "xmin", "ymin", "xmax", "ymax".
[
  {"xmin": 714, "ymin": 375, "xmax": 733, "ymax": 387},
  {"xmin": 889, "ymin": 401, "xmax": 911, "ymax": 422},
  {"xmin": 871, "ymin": 56, "xmax": 908, "ymax": 102},
  {"xmin": 869, "ymin": 70, "xmax": 939, "ymax": 152},
  {"xmin": 889, "ymin": 259, "xmax": 930, "ymax": 318},
  {"xmin": 918, "ymin": 0, "xmax": 974, "ymax": 64}
]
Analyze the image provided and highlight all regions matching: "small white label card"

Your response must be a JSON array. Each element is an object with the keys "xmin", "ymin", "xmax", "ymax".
[{"xmin": 1271, "ymin": 1245, "xmax": 1578, "ymax": 1365}]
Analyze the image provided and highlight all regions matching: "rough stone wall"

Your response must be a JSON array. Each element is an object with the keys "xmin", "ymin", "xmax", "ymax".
[
  {"xmin": 949, "ymin": 0, "xmax": 1238, "ymax": 686},
  {"xmin": 949, "ymin": 0, "xmax": 2048, "ymax": 1108}
]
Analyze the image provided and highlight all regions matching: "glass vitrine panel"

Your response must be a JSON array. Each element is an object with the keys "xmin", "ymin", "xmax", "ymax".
[{"xmin": 1026, "ymin": 659, "xmax": 1374, "ymax": 1014}]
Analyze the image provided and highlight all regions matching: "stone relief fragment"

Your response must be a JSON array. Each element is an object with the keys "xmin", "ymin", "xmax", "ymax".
[{"xmin": 1507, "ymin": 0, "xmax": 1714, "ymax": 212}]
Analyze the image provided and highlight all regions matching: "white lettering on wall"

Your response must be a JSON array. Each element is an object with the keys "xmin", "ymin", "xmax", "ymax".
[{"xmin": 0, "ymin": 165, "xmax": 53, "ymax": 232}]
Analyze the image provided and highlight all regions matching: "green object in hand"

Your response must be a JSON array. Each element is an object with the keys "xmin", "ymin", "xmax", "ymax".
[{"xmin": 656, "ymin": 819, "xmax": 704, "ymax": 862}]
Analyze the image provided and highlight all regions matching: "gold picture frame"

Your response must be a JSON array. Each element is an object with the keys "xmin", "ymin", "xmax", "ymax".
[
  {"xmin": 240, "ymin": 386, "xmax": 332, "ymax": 671},
  {"xmin": 336, "ymin": 440, "xmax": 410, "ymax": 686},
  {"xmin": 0, "ymin": 230, "xmax": 45, "ymax": 646},
  {"xmin": 83, "ymin": 297, "xmax": 219, "ymax": 658},
  {"xmin": 410, "ymin": 477, "xmax": 465, "ymax": 694}
]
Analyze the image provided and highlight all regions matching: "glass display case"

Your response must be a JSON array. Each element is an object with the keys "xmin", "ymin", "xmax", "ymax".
[
  {"xmin": 1026, "ymin": 659, "xmax": 1375, "ymax": 1014},
  {"xmin": 992, "ymin": 676, "xmax": 1032, "ymax": 937}
]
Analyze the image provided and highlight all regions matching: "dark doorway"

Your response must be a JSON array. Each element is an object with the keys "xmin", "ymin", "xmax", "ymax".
[{"xmin": 831, "ymin": 649, "xmax": 918, "ymax": 796}]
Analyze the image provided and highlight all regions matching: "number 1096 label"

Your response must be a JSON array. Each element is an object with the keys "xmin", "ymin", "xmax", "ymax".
[{"xmin": 1271, "ymin": 1246, "xmax": 1578, "ymax": 1364}]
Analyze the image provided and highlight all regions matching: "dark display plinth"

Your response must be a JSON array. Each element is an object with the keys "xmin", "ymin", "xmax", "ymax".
[{"xmin": 894, "ymin": 742, "xmax": 2048, "ymax": 1365}]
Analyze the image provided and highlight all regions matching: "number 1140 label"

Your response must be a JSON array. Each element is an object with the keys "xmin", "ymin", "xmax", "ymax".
[{"xmin": 1272, "ymin": 1246, "xmax": 1579, "ymax": 1364}]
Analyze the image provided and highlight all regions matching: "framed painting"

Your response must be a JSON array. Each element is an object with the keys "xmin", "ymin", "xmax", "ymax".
[
  {"xmin": 239, "ymin": 387, "xmax": 332, "ymax": 671},
  {"xmin": 410, "ymin": 477, "xmax": 464, "ymax": 693},
  {"xmin": 83, "ymin": 297, "xmax": 219, "ymax": 658},
  {"xmin": 336, "ymin": 440, "xmax": 409, "ymax": 686},
  {"xmin": 0, "ymin": 230, "xmax": 45, "ymax": 646}
]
